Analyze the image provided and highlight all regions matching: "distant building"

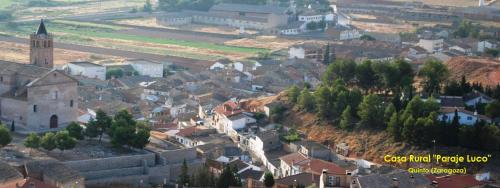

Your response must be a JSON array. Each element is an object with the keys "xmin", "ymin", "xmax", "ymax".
[
  {"xmin": 126, "ymin": 59, "xmax": 164, "ymax": 78},
  {"xmin": 478, "ymin": 40, "xmax": 498, "ymax": 53},
  {"xmin": 212, "ymin": 100, "xmax": 256, "ymax": 141},
  {"xmin": 288, "ymin": 42, "xmax": 334, "ymax": 63},
  {"xmin": 418, "ymin": 38, "xmax": 444, "ymax": 53},
  {"xmin": 66, "ymin": 61, "xmax": 106, "ymax": 80},
  {"xmin": 279, "ymin": 21, "xmax": 306, "ymax": 35},
  {"xmin": 326, "ymin": 25, "xmax": 362, "ymax": 40},
  {"xmin": 156, "ymin": 3, "xmax": 289, "ymax": 31}
]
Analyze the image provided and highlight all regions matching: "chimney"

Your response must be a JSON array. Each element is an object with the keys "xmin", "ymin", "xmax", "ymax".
[
  {"xmin": 392, "ymin": 178, "xmax": 399, "ymax": 188},
  {"xmin": 431, "ymin": 180, "xmax": 439, "ymax": 187},
  {"xmin": 319, "ymin": 169, "xmax": 328, "ymax": 188}
]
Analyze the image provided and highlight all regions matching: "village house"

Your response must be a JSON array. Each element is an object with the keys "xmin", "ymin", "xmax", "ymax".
[
  {"xmin": 279, "ymin": 21, "xmax": 306, "ymax": 35},
  {"xmin": 354, "ymin": 171, "xmax": 430, "ymax": 188},
  {"xmin": 464, "ymin": 91, "xmax": 494, "ymax": 107},
  {"xmin": 290, "ymin": 140, "xmax": 333, "ymax": 161},
  {"xmin": 326, "ymin": 25, "xmax": 362, "ymax": 40},
  {"xmin": 417, "ymin": 38, "xmax": 444, "ymax": 53},
  {"xmin": 125, "ymin": 59, "xmax": 164, "ymax": 78},
  {"xmin": 288, "ymin": 42, "xmax": 334, "ymax": 63},
  {"xmin": 212, "ymin": 100, "xmax": 257, "ymax": 141},
  {"xmin": 438, "ymin": 108, "xmax": 491, "ymax": 126},
  {"xmin": 279, "ymin": 152, "xmax": 350, "ymax": 187},
  {"xmin": 65, "ymin": 61, "xmax": 106, "ymax": 80},
  {"xmin": 241, "ymin": 130, "xmax": 281, "ymax": 165},
  {"xmin": 173, "ymin": 126, "xmax": 217, "ymax": 147},
  {"xmin": 477, "ymin": 40, "xmax": 498, "ymax": 53}
]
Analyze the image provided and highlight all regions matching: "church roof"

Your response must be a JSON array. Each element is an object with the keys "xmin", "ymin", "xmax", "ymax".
[{"xmin": 36, "ymin": 19, "xmax": 48, "ymax": 35}]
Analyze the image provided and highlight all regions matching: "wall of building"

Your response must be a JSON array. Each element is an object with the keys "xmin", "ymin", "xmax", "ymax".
[
  {"xmin": 63, "ymin": 154, "xmax": 156, "ymax": 172},
  {"xmin": 27, "ymin": 79, "xmax": 78, "ymax": 131},
  {"xmin": 289, "ymin": 47, "xmax": 306, "ymax": 59},
  {"xmin": 130, "ymin": 62, "xmax": 164, "ymax": 78},
  {"xmin": 0, "ymin": 98, "xmax": 28, "ymax": 127},
  {"xmin": 67, "ymin": 64, "xmax": 106, "ymax": 80}
]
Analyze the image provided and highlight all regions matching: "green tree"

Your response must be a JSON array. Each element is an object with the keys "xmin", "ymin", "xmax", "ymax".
[
  {"xmin": 24, "ymin": 133, "xmax": 41, "ymax": 151},
  {"xmin": 384, "ymin": 103, "xmax": 396, "ymax": 123},
  {"xmin": 131, "ymin": 123, "xmax": 150, "ymax": 149},
  {"xmin": 355, "ymin": 60, "xmax": 377, "ymax": 93},
  {"xmin": 298, "ymin": 88, "xmax": 315, "ymax": 112},
  {"xmin": 85, "ymin": 117, "xmax": 99, "ymax": 139},
  {"xmin": 66, "ymin": 122, "xmax": 84, "ymax": 140},
  {"xmin": 106, "ymin": 68, "xmax": 124, "ymax": 79},
  {"xmin": 263, "ymin": 172, "xmax": 275, "ymax": 187},
  {"xmin": 322, "ymin": 59, "xmax": 357, "ymax": 85},
  {"xmin": 358, "ymin": 94, "xmax": 385, "ymax": 128},
  {"xmin": 0, "ymin": 125, "xmax": 12, "ymax": 148},
  {"xmin": 216, "ymin": 165, "xmax": 240, "ymax": 188},
  {"xmin": 41, "ymin": 132, "xmax": 57, "ymax": 151},
  {"xmin": 479, "ymin": 124, "xmax": 500, "ymax": 151},
  {"xmin": 287, "ymin": 85, "xmax": 300, "ymax": 103},
  {"xmin": 314, "ymin": 86, "xmax": 332, "ymax": 118},
  {"xmin": 306, "ymin": 21, "xmax": 318, "ymax": 30},
  {"xmin": 360, "ymin": 34, "xmax": 375, "ymax": 41},
  {"xmin": 387, "ymin": 112, "xmax": 402, "ymax": 141},
  {"xmin": 95, "ymin": 109, "xmax": 112, "ymax": 142},
  {"xmin": 419, "ymin": 60, "xmax": 449, "ymax": 95},
  {"xmin": 485, "ymin": 100, "xmax": 500, "ymax": 118},
  {"xmin": 448, "ymin": 110, "xmax": 460, "ymax": 146},
  {"xmin": 322, "ymin": 44, "xmax": 331, "ymax": 65},
  {"xmin": 340, "ymin": 106, "xmax": 354, "ymax": 130},
  {"xmin": 178, "ymin": 159, "xmax": 190, "ymax": 186},
  {"xmin": 402, "ymin": 116, "xmax": 415, "ymax": 142},
  {"xmin": 55, "ymin": 131, "xmax": 77, "ymax": 153}
]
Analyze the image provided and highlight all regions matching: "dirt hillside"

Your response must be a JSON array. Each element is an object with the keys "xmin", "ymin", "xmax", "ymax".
[{"xmin": 445, "ymin": 57, "xmax": 500, "ymax": 87}]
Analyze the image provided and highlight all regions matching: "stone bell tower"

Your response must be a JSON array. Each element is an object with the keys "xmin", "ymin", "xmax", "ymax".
[{"xmin": 30, "ymin": 19, "xmax": 53, "ymax": 68}]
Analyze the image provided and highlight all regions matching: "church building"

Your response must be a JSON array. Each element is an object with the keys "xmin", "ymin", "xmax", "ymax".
[{"xmin": 0, "ymin": 20, "xmax": 78, "ymax": 132}]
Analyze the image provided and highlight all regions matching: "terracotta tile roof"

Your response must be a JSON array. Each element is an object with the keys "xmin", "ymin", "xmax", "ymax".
[
  {"xmin": 214, "ymin": 100, "xmax": 244, "ymax": 117},
  {"xmin": 176, "ymin": 126, "xmax": 200, "ymax": 137},
  {"xmin": 301, "ymin": 159, "xmax": 346, "ymax": 175},
  {"xmin": 279, "ymin": 152, "xmax": 308, "ymax": 166},
  {"xmin": 275, "ymin": 173, "xmax": 320, "ymax": 187},
  {"xmin": 426, "ymin": 175, "xmax": 484, "ymax": 188}
]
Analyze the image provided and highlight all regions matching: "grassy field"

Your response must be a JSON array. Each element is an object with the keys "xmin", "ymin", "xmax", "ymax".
[
  {"xmin": 0, "ymin": 0, "xmax": 14, "ymax": 10},
  {"xmin": 0, "ymin": 20, "xmax": 269, "ymax": 60}
]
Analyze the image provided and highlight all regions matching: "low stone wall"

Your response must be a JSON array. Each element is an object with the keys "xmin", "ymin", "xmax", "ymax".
[
  {"xmin": 160, "ymin": 148, "xmax": 197, "ymax": 164},
  {"xmin": 63, "ymin": 153, "xmax": 155, "ymax": 172},
  {"xmin": 80, "ymin": 166, "xmax": 145, "ymax": 180},
  {"xmin": 85, "ymin": 174, "xmax": 151, "ymax": 188}
]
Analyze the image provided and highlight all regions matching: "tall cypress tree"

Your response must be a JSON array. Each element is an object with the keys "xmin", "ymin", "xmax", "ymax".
[{"xmin": 449, "ymin": 110, "xmax": 460, "ymax": 146}]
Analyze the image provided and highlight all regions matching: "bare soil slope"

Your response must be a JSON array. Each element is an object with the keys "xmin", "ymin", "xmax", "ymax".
[{"xmin": 445, "ymin": 57, "xmax": 500, "ymax": 87}]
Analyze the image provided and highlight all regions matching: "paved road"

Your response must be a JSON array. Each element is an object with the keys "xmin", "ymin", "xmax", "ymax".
[{"xmin": 0, "ymin": 35, "xmax": 211, "ymax": 70}]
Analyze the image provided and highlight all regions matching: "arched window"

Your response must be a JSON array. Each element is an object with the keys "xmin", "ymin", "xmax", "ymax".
[{"xmin": 70, "ymin": 100, "xmax": 74, "ymax": 107}]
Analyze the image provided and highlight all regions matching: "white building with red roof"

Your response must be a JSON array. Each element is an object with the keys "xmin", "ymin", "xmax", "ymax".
[{"xmin": 211, "ymin": 100, "xmax": 256, "ymax": 141}]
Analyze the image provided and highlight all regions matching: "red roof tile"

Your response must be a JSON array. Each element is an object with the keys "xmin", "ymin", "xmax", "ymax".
[
  {"xmin": 176, "ymin": 126, "xmax": 200, "ymax": 137},
  {"xmin": 279, "ymin": 153, "xmax": 308, "ymax": 166}
]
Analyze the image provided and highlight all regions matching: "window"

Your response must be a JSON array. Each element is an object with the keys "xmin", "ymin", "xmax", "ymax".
[
  {"xmin": 33, "ymin": 105, "xmax": 37, "ymax": 112},
  {"xmin": 0, "ymin": 76, "xmax": 3, "ymax": 82},
  {"xmin": 467, "ymin": 116, "xmax": 473, "ymax": 120},
  {"xmin": 70, "ymin": 100, "xmax": 74, "ymax": 107},
  {"xmin": 52, "ymin": 91, "xmax": 58, "ymax": 99}
]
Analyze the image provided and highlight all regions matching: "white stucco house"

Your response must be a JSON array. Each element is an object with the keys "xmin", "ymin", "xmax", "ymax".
[
  {"xmin": 66, "ymin": 61, "xmax": 106, "ymax": 80},
  {"xmin": 478, "ymin": 40, "xmax": 498, "ymax": 53},
  {"xmin": 126, "ymin": 59, "xmax": 164, "ymax": 78},
  {"xmin": 438, "ymin": 108, "xmax": 492, "ymax": 126},
  {"xmin": 418, "ymin": 38, "xmax": 444, "ymax": 53}
]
